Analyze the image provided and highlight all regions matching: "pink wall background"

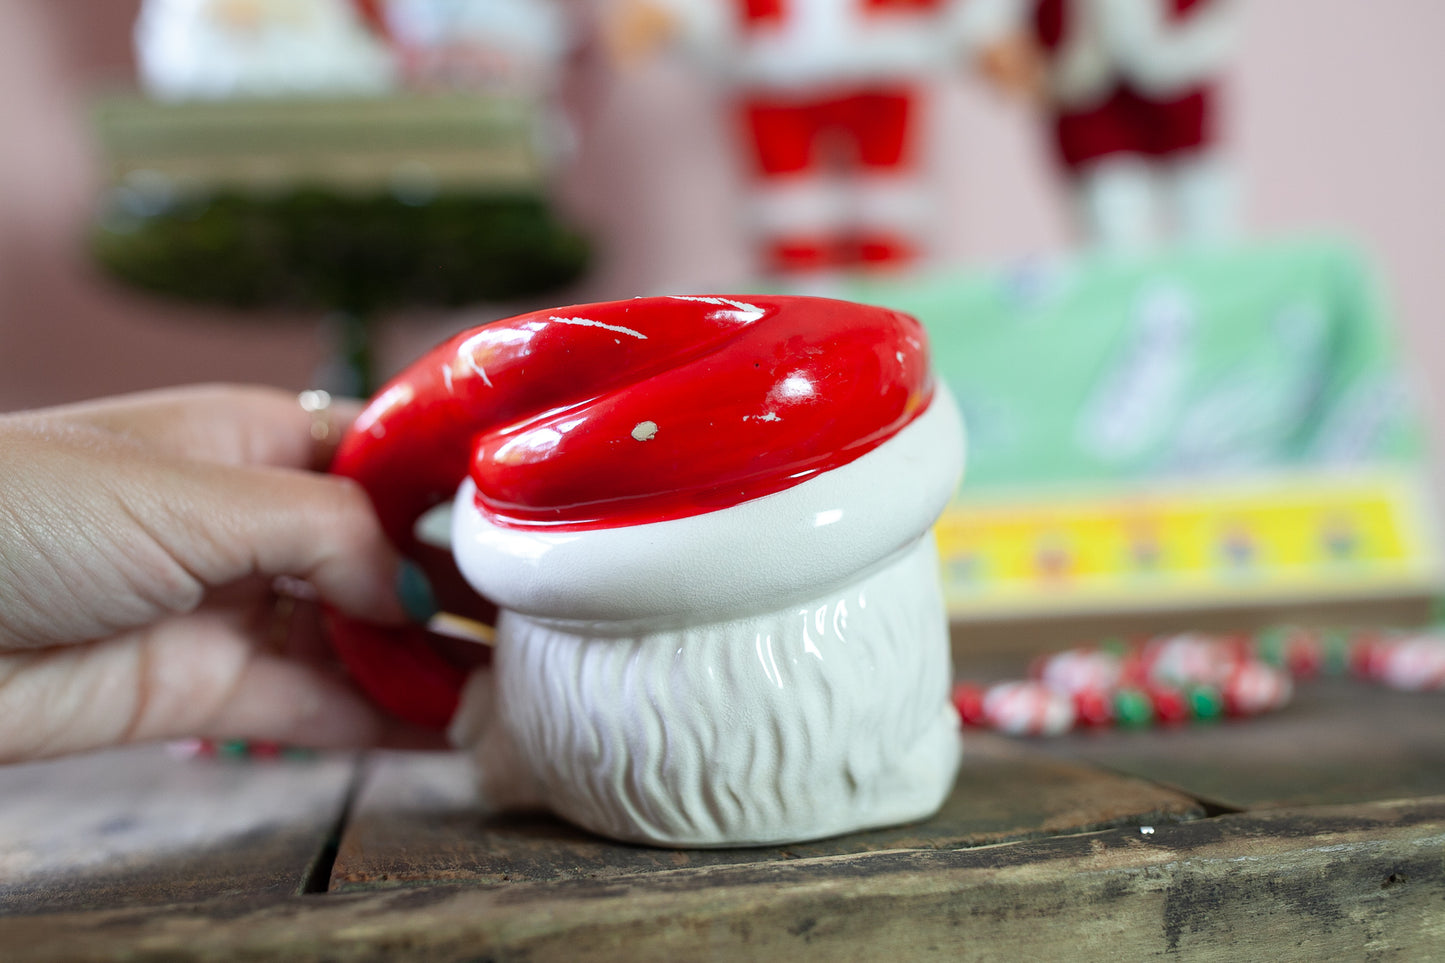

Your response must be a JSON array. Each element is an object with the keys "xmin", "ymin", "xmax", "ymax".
[{"xmin": 2, "ymin": 0, "xmax": 1442, "ymax": 453}]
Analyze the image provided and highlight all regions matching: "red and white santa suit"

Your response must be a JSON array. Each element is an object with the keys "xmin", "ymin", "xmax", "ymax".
[
  {"xmin": 652, "ymin": 0, "xmax": 1019, "ymax": 275},
  {"xmin": 1027, "ymin": 0, "xmax": 1240, "ymax": 249}
]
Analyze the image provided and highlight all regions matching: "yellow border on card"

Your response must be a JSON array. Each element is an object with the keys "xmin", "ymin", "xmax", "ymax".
[{"xmin": 934, "ymin": 469, "xmax": 1443, "ymax": 617}]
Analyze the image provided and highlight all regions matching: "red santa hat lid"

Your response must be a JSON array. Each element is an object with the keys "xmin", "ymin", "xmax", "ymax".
[
  {"xmin": 464, "ymin": 294, "xmax": 935, "ymax": 530},
  {"xmin": 335, "ymin": 294, "xmax": 937, "ymax": 541}
]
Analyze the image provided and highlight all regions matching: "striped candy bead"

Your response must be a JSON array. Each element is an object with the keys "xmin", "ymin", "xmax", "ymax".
[
  {"xmin": 1034, "ymin": 647, "xmax": 1123, "ymax": 695},
  {"xmin": 1141, "ymin": 633, "xmax": 1243, "ymax": 688},
  {"xmin": 1368, "ymin": 634, "xmax": 1445, "ymax": 691},
  {"xmin": 1222, "ymin": 661, "xmax": 1293, "ymax": 716},
  {"xmin": 166, "ymin": 738, "xmax": 217, "ymax": 760},
  {"xmin": 982, "ymin": 681, "xmax": 1076, "ymax": 737}
]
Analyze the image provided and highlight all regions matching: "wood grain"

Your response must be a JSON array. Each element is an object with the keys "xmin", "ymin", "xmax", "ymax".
[
  {"xmin": 4, "ymin": 796, "xmax": 1442, "ymax": 962},
  {"xmin": 327, "ymin": 734, "xmax": 1203, "ymax": 892},
  {"xmin": 0, "ymin": 745, "xmax": 359, "ymax": 914},
  {"xmin": 5, "ymin": 664, "xmax": 1442, "ymax": 959}
]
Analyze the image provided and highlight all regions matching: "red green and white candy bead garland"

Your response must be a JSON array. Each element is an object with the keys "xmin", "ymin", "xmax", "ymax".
[{"xmin": 953, "ymin": 626, "xmax": 1445, "ymax": 737}]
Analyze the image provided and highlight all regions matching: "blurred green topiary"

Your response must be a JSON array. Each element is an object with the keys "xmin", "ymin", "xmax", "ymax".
[
  {"xmin": 93, "ymin": 188, "xmax": 588, "ymax": 314},
  {"xmin": 91, "ymin": 185, "xmax": 590, "ymax": 392}
]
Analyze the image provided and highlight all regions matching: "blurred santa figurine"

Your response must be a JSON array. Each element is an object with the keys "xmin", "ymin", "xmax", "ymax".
[
  {"xmin": 351, "ymin": 0, "xmax": 570, "ymax": 96},
  {"xmin": 610, "ymin": 0, "xmax": 1025, "ymax": 277},
  {"xmin": 996, "ymin": 0, "xmax": 1242, "ymax": 251},
  {"xmin": 134, "ymin": 0, "xmax": 398, "ymax": 100}
]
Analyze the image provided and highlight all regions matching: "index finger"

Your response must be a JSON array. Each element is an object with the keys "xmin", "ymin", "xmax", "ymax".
[
  {"xmin": 44, "ymin": 384, "xmax": 366, "ymax": 470},
  {"xmin": 138, "ymin": 460, "xmax": 409, "ymax": 625}
]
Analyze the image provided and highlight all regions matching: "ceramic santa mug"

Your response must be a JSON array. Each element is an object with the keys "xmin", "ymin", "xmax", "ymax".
[{"xmin": 326, "ymin": 294, "xmax": 965, "ymax": 847}]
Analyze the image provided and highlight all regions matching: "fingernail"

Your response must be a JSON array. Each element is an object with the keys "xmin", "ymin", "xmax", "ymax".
[{"xmin": 396, "ymin": 559, "xmax": 439, "ymax": 623}]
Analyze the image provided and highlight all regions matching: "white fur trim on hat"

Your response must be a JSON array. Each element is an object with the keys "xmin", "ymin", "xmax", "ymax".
[{"xmin": 450, "ymin": 384, "xmax": 965, "ymax": 631}]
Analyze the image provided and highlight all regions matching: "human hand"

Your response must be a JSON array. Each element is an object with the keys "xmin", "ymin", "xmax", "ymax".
[{"xmin": 0, "ymin": 384, "xmax": 431, "ymax": 763}]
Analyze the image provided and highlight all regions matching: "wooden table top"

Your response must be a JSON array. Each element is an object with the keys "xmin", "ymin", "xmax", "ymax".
[{"xmin": 1, "ymin": 674, "xmax": 1442, "ymax": 961}]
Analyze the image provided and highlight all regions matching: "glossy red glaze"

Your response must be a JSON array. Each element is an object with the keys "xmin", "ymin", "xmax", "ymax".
[
  {"xmin": 323, "ymin": 611, "xmax": 464, "ymax": 730},
  {"xmin": 327, "ymin": 294, "xmax": 935, "ymax": 727},
  {"xmin": 332, "ymin": 295, "xmax": 933, "ymax": 538}
]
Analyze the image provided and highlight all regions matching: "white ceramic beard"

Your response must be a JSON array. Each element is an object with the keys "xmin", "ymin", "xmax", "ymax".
[{"xmin": 447, "ymin": 391, "xmax": 965, "ymax": 847}]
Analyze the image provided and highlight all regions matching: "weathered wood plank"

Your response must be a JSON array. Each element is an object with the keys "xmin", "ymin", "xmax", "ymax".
[
  {"xmin": 4, "ymin": 797, "xmax": 1442, "ymax": 962},
  {"xmin": 0, "ymin": 745, "xmax": 359, "ymax": 914},
  {"xmin": 1046, "ymin": 677, "xmax": 1445, "ymax": 810},
  {"xmin": 329, "ymin": 735, "xmax": 1203, "ymax": 891}
]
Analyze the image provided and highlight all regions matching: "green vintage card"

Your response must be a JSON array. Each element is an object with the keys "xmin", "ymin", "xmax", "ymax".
[{"xmin": 801, "ymin": 239, "xmax": 1441, "ymax": 618}]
